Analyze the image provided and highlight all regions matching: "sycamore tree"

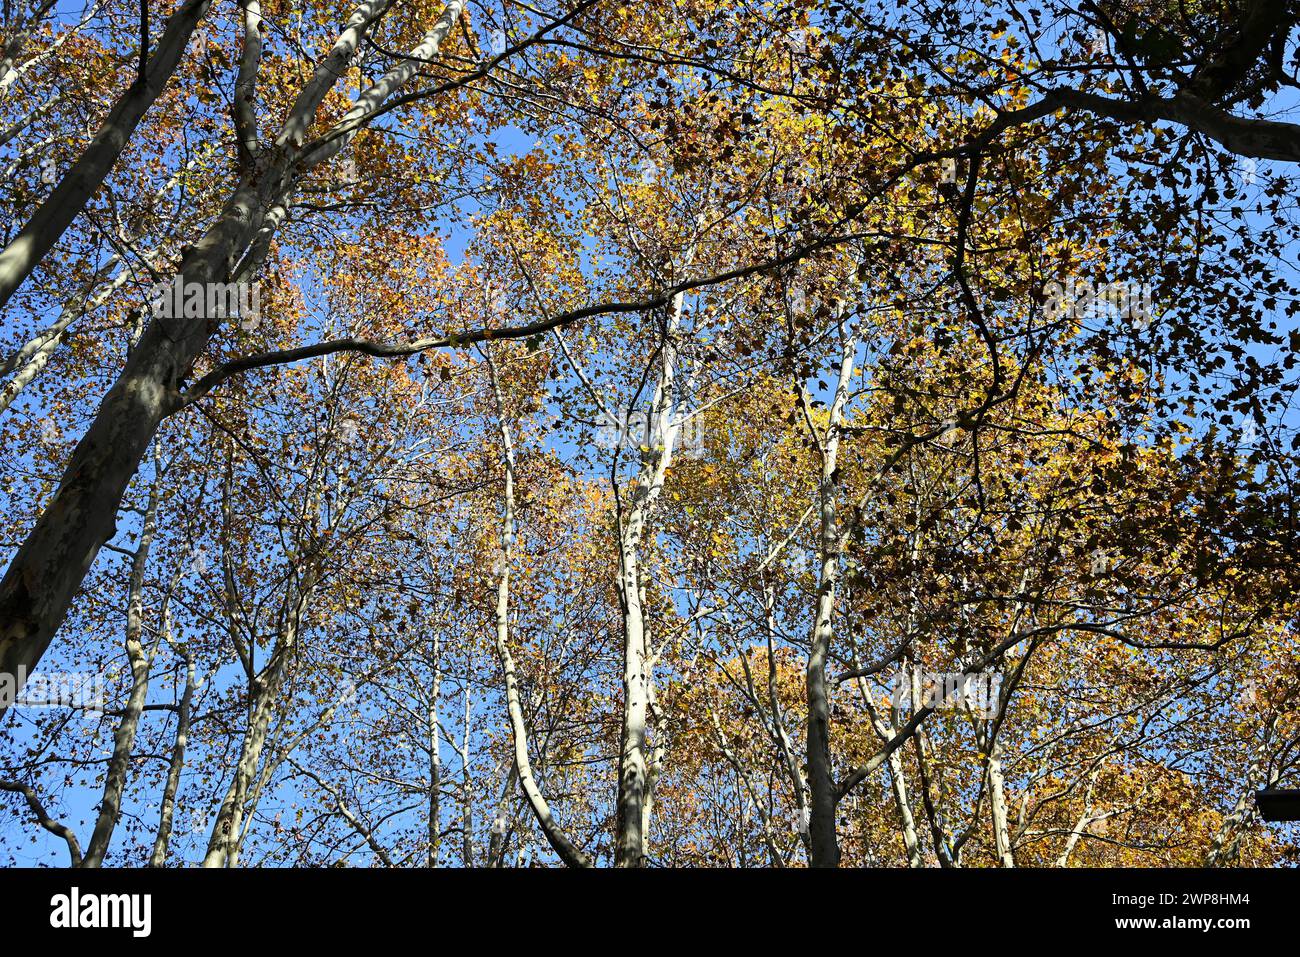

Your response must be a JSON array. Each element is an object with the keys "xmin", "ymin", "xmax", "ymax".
[{"xmin": 2, "ymin": 0, "xmax": 1299, "ymax": 867}]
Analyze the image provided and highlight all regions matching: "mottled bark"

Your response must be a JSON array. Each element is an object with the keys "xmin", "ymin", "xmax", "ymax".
[
  {"xmin": 804, "ymin": 316, "xmax": 857, "ymax": 868},
  {"xmin": 613, "ymin": 291, "xmax": 688, "ymax": 867},
  {"xmin": 81, "ymin": 467, "xmax": 162, "ymax": 866},
  {"xmin": 0, "ymin": 0, "xmax": 212, "ymax": 309},
  {"xmin": 986, "ymin": 739, "xmax": 1015, "ymax": 868},
  {"xmin": 0, "ymin": 0, "xmax": 463, "ymax": 717},
  {"xmin": 148, "ymin": 636, "xmax": 194, "ymax": 867},
  {"xmin": 485, "ymin": 350, "xmax": 591, "ymax": 867},
  {"xmin": 202, "ymin": 569, "xmax": 317, "ymax": 868}
]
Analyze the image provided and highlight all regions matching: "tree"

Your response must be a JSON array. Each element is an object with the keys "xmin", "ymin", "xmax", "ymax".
[{"xmin": 4, "ymin": 0, "xmax": 1299, "ymax": 869}]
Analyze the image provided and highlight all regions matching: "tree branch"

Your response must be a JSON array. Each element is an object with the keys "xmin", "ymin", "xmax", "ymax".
[{"xmin": 0, "ymin": 779, "xmax": 83, "ymax": 865}]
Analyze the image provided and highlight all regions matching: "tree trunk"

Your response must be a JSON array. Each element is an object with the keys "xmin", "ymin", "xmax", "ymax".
[
  {"xmin": 986, "ymin": 739, "xmax": 1016, "ymax": 867},
  {"xmin": 804, "ymin": 316, "xmax": 857, "ymax": 868},
  {"xmin": 0, "ymin": 1, "xmax": 467, "ymax": 713},
  {"xmin": 0, "ymin": 172, "xmax": 282, "ymax": 715},
  {"xmin": 148, "ymin": 639, "xmax": 194, "ymax": 867},
  {"xmin": 202, "ymin": 571, "xmax": 315, "ymax": 867},
  {"xmin": 81, "ymin": 467, "xmax": 162, "ymax": 866},
  {"xmin": 426, "ymin": 634, "xmax": 442, "ymax": 867},
  {"xmin": 0, "ymin": 0, "xmax": 212, "ymax": 309},
  {"xmin": 887, "ymin": 750, "xmax": 923, "ymax": 867},
  {"xmin": 485, "ymin": 350, "xmax": 591, "ymax": 867},
  {"xmin": 613, "ymin": 293, "xmax": 688, "ymax": 867}
]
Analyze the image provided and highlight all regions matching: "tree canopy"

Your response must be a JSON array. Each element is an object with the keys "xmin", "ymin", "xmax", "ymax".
[{"xmin": 1, "ymin": 0, "xmax": 1298, "ymax": 868}]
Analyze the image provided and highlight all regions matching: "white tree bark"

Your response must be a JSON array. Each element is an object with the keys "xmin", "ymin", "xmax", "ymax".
[
  {"xmin": 986, "ymin": 738, "xmax": 1016, "ymax": 868},
  {"xmin": 0, "ymin": 0, "xmax": 213, "ymax": 308},
  {"xmin": 484, "ymin": 348, "xmax": 591, "ymax": 867},
  {"xmin": 613, "ymin": 292, "xmax": 689, "ymax": 867},
  {"xmin": 81, "ymin": 464, "xmax": 163, "ymax": 866},
  {"xmin": 148, "ymin": 632, "xmax": 195, "ymax": 868},
  {"xmin": 0, "ymin": 0, "xmax": 464, "ymax": 715},
  {"xmin": 803, "ymin": 311, "xmax": 858, "ymax": 868}
]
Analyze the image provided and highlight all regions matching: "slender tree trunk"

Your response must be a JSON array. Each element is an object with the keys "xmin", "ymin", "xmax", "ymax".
[
  {"xmin": 1054, "ymin": 767, "xmax": 1103, "ymax": 867},
  {"xmin": 986, "ymin": 739, "xmax": 1016, "ymax": 867},
  {"xmin": 232, "ymin": 709, "xmax": 291, "ymax": 863},
  {"xmin": 426, "ymin": 635, "xmax": 442, "ymax": 867},
  {"xmin": 614, "ymin": 524, "xmax": 652, "ymax": 867},
  {"xmin": 804, "ymin": 316, "xmax": 857, "ymax": 868},
  {"xmin": 81, "ymin": 466, "xmax": 162, "ymax": 866},
  {"xmin": 887, "ymin": 750, "xmax": 923, "ymax": 867},
  {"xmin": 484, "ymin": 350, "xmax": 591, "ymax": 867},
  {"xmin": 852, "ymin": 618, "xmax": 924, "ymax": 867},
  {"xmin": 805, "ymin": 567, "xmax": 840, "ymax": 867},
  {"xmin": 202, "ymin": 572, "xmax": 315, "ymax": 868},
  {"xmin": 641, "ymin": 672, "xmax": 668, "ymax": 853},
  {"xmin": 0, "ymin": 0, "xmax": 212, "ymax": 309},
  {"xmin": 201, "ymin": 672, "xmax": 281, "ymax": 868},
  {"xmin": 0, "ymin": 1, "xmax": 464, "ymax": 714},
  {"xmin": 148, "ymin": 639, "xmax": 194, "ymax": 867},
  {"xmin": 613, "ymin": 294, "xmax": 688, "ymax": 867},
  {"xmin": 486, "ymin": 762, "xmax": 519, "ymax": 868},
  {"xmin": 459, "ymin": 685, "xmax": 474, "ymax": 868}
]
